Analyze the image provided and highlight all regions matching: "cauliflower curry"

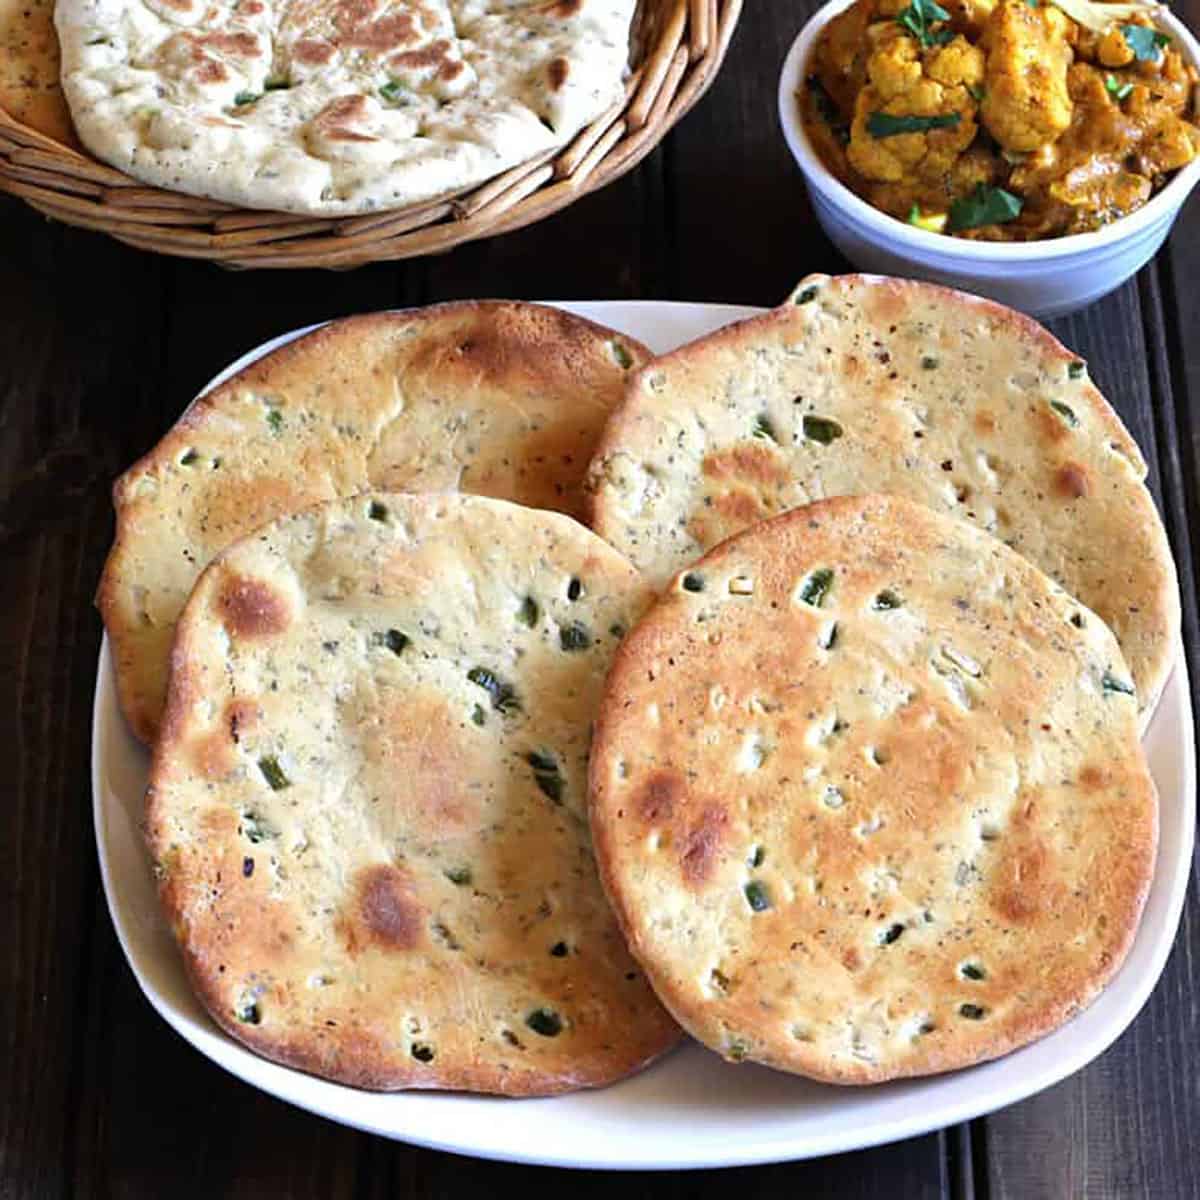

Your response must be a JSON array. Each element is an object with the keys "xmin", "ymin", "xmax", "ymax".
[{"xmin": 802, "ymin": 0, "xmax": 1200, "ymax": 238}]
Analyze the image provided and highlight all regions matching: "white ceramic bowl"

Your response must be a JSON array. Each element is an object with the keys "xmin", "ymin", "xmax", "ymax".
[{"xmin": 778, "ymin": 1, "xmax": 1200, "ymax": 319}]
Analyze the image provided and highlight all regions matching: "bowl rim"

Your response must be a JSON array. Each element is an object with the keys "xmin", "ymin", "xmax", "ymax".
[{"xmin": 777, "ymin": 0, "xmax": 1200, "ymax": 261}]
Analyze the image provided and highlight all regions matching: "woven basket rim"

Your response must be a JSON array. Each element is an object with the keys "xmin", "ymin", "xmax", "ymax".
[{"xmin": 0, "ymin": 0, "xmax": 742, "ymax": 268}]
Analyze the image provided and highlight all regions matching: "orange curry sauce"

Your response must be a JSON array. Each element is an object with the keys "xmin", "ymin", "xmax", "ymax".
[{"xmin": 802, "ymin": 0, "xmax": 1200, "ymax": 238}]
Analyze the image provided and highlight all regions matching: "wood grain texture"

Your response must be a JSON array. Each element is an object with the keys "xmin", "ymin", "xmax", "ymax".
[{"xmin": 0, "ymin": 1, "xmax": 1198, "ymax": 1194}]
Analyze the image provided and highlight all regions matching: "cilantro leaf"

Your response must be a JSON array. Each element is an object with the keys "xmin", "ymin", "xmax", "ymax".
[
  {"xmin": 948, "ymin": 184, "xmax": 1023, "ymax": 231},
  {"xmin": 1105, "ymin": 74, "xmax": 1133, "ymax": 101},
  {"xmin": 896, "ymin": 0, "xmax": 953, "ymax": 47},
  {"xmin": 806, "ymin": 76, "xmax": 850, "ymax": 144},
  {"xmin": 1122, "ymin": 24, "xmax": 1170, "ymax": 62},
  {"xmin": 867, "ymin": 111, "xmax": 962, "ymax": 137}
]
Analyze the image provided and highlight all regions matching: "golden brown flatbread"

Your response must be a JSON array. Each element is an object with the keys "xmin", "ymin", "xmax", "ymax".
[
  {"xmin": 148, "ymin": 491, "xmax": 679, "ymax": 1093},
  {"xmin": 0, "ymin": 0, "xmax": 76, "ymax": 144},
  {"xmin": 586, "ymin": 274, "xmax": 1180, "ymax": 724},
  {"xmin": 589, "ymin": 494, "xmax": 1157, "ymax": 1083},
  {"xmin": 98, "ymin": 301, "xmax": 649, "ymax": 743}
]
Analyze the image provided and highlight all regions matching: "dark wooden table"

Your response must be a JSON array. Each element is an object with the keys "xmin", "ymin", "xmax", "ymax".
[{"xmin": 2, "ymin": 5, "xmax": 1198, "ymax": 1196}]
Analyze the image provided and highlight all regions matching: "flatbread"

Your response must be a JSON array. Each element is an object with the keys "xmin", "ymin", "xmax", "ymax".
[
  {"xmin": 588, "ymin": 494, "xmax": 1157, "ymax": 1084},
  {"xmin": 0, "ymin": 0, "xmax": 76, "ymax": 143},
  {"xmin": 98, "ymin": 300, "xmax": 649, "ymax": 744},
  {"xmin": 55, "ymin": 0, "xmax": 636, "ymax": 214},
  {"xmin": 147, "ymin": 491, "xmax": 679, "ymax": 1093},
  {"xmin": 586, "ymin": 274, "xmax": 1179, "ymax": 723}
]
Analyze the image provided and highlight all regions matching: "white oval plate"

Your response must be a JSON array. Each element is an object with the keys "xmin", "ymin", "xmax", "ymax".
[{"xmin": 93, "ymin": 301, "xmax": 1195, "ymax": 1170}]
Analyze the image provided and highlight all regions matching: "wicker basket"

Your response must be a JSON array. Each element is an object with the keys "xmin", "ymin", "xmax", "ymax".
[{"xmin": 0, "ymin": 0, "xmax": 741, "ymax": 268}]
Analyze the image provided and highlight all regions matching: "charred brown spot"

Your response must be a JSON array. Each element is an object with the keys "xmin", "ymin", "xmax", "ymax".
[
  {"xmin": 194, "ymin": 56, "xmax": 229, "ymax": 83},
  {"xmin": 549, "ymin": 0, "xmax": 583, "ymax": 14},
  {"xmin": 386, "ymin": 37, "xmax": 453, "ymax": 69},
  {"xmin": 637, "ymin": 770, "xmax": 682, "ymax": 824},
  {"xmin": 712, "ymin": 489, "xmax": 769, "ymax": 526},
  {"xmin": 974, "ymin": 410, "xmax": 996, "ymax": 435},
  {"xmin": 294, "ymin": 37, "xmax": 334, "ymax": 64},
  {"xmin": 1055, "ymin": 462, "xmax": 1091, "ymax": 499},
  {"xmin": 703, "ymin": 443, "xmax": 791, "ymax": 486},
  {"xmin": 335, "ymin": 0, "xmax": 423, "ymax": 51},
  {"xmin": 357, "ymin": 864, "xmax": 422, "ymax": 949},
  {"xmin": 680, "ymin": 804, "xmax": 728, "ymax": 886},
  {"xmin": 841, "ymin": 946, "xmax": 862, "ymax": 972},
  {"xmin": 198, "ymin": 30, "xmax": 260, "ymax": 56},
  {"xmin": 548, "ymin": 56, "xmax": 569, "ymax": 91},
  {"xmin": 1078, "ymin": 765, "xmax": 1111, "ymax": 791},
  {"xmin": 217, "ymin": 575, "xmax": 289, "ymax": 638}
]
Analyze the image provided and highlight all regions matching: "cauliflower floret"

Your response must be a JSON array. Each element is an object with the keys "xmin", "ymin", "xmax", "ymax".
[
  {"xmin": 980, "ymin": 0, "xmax": 1074, "ymax": 152},
  {"xmin": 1097, "ymin": 26, "xmax": 1135, "ymax": 69},
  {"xmin": 847, "ymin": 34, "xmax": 982, "ymax": 183}
]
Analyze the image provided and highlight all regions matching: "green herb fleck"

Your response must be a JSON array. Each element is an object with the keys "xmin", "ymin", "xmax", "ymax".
[
  {"xmin": 468, "ymin": 666, "xmax": 520, "ymax": 713},
  {"xmin": 1050, "ymin": 400, "xmax": 1078, "ymax": 428},
  {"xmin": 527, "ymin": 751, "xmax": 564, "ymax": 804},
  {"xmin": 880, "ymin": 922, "xmax": 905, "ymax": 944},
  {"xmin": 872, "ymin": 590, "xmax": 903, "ymax": 611},
  {"xmin": 381, "ymin": 628, "xmax": 409, "ymax": 655},
  {"xmin": 867, "ymin": 111, "xmax": 961, "ymax": 138},
  {"xmin": 748, "ymin": 845, "xmax": 765, "ymax": 868},
  {"xmin": 753, "ymin": 414, "xmax": 778, "ymax": 442},
  {"xmin": 445, "ymin": 866, "xmax": 472, "ymax": 886},
  {"xmin": 922, "ymin": 356, "xmax": 939, "ymax": 369},
  {"xmin": 559, "ymin": 622, "xmax": 592, "ymax": 652},
  {"xmin": 961, "ymin": 962, "xmax": 986, "ymax": 981},
  {"xmin": 795, "ymin": 286, "xmax": 819, "ymax": 305},
  {"xmin": 233, "ymin": 91, "xmax": 260, "ymax": 107},
  {"xmin": 799, "ymin": 568, "xmax": 834, "ymax": 607},
  {"xmin": 1068, "ymin": 359, "xmax": 1085, "ymax": 379},
  {"xmin": 86, "ymin": 35, "xmax": 111, "ymax": 45},
  {"xmin": 471, "ymin": 704, "xmax": 486, "ymax": 727},
  {"xmin": 264, "ymin": 77, "xmax": 291, "ymax": 91},
  {"xmin": 1105, "ymin": 74, "xmax": 1134, "ymax": 102},
  {"xmin": 682, "ymin": 572, "xmax": 706, "ymax": 593},
  {"xmin": 967, "ymin": 83, "xmax": 985, "ymax": 102},
  {"xmin": 610, "ymin": 341, "xmax": 633, "ymax": 369},
  {"xmin": 379, "ymin": 80, "xmax": 412, "ymax": 104},
  {"xmin": 180, "ymin": 448, "xmax": 199, "ymax": 466},
  {"xmin": 744, "ymin": 880, "xmax": 772, "ymax": 912},
  {"xmin": 566, "ymin": 577, "xmax": 583, "ymax": 602},
  {"xmin": 818, "ymin": 621, "xmax": 839, "ymax": 650},
  {"xmin": 896, "ymin": 0, "xmax": 953, "ymax": 47},
  {"xmin": 1122, "ymin": 24, "xmax": 1170, "ymax": 63},
  {"xmin": 518, "ymin": 595, "xmax": 540, "ymax": 627},
  {"xmin": 727, "ymin": 1038, "xmax": 749, "ymax": 1061},
  {"xmin": 234, "ymin": 997, "xmax": 261, "ymax": 1024},
  {"xmin": 265, "ymin": 408, "xmax": 284, "ymax": 434},
  {"xmin": 803, "ymin": 415, "xmax": 843, "ymax": 444},
  {"xmin": 959, "ymin": 1003, "xmax": 986, "ymax": 1019},
  {"xmin": 241, "ymin": 809, "xmax": 278, "ymax": 842},
  {"xmin": 410, "ymin": 1043, "xmax": 435, "ymax": 1062},
  {"xmin": 948, "ymin": 184, "xmax": 1023, "ymax": 232},
  {"xmin": 368, "ymin": 500, "xmax": 388, "ymax": 522},
  {"xmin": 1101, "ymin": 671, "xmax": 1135, "ymax": 697},
  {"xmin": 526, "ymin": 1008, "xmax": 563, "ymax": 1037},
  {"xmin": 550, "ymin": 940, "xmax": 569, "ymax": 957},
  {"xmin": 257, "ymin": 758, "xmax": 290, "ymax": 792},
  {"xmin": 806, "ymin": 76, "xmax": 850, "ymax": 144}
]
